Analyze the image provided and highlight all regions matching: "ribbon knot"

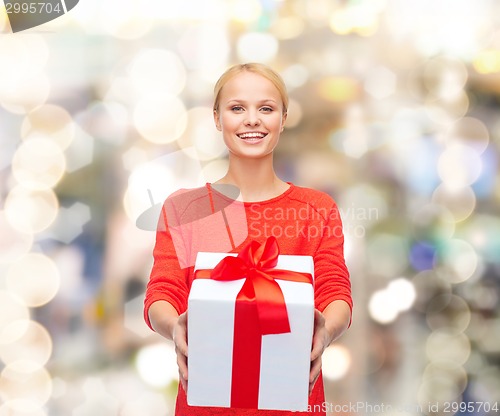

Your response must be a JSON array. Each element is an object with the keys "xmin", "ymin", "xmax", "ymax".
[{"xmin": 210, "ymin": 236, "xmax": 289, "ymax": 335}]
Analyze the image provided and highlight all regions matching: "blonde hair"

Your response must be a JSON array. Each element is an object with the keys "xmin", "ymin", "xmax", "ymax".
[{"xmin": 213, "ymin": 63, "xmax": 288, "ymax": 115}]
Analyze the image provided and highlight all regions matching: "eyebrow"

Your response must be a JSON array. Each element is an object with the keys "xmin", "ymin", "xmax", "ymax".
[{"xmin": 225, "ymin": 99, "xmax": 278, "ymax": 105}]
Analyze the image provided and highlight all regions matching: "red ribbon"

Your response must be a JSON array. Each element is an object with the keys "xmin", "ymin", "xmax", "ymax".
[{"xmin": 194, "ymin": 236, "xmax": 313, "ymax": 409}]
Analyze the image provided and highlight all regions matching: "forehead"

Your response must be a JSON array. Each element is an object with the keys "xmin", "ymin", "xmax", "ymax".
[{"xmin": 219, "ymin": 71, "xmax": 281, "ymax": 101}]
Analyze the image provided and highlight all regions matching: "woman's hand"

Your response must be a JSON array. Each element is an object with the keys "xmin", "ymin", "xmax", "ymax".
[
  {"xmin": 309, "ymin": 301, "xmax": 352, "ymax": 395},
  {"xmin": 148, "ymin": 301, "xmax": 190, "ymax": 392},
  {"xmin": 173, "ymin": 311, "xmax": 188, "ymax": 392},
  {"xmin": 309, "ymin": 309, "xmax": 329, "ymax": 394}
]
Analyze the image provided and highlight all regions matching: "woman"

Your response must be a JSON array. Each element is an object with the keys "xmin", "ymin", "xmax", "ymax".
[{"xmin": 144, "ymin": 63, "xmax": 352, "ymax": 415}]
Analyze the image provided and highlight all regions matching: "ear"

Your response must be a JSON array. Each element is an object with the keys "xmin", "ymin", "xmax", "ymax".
[
  {"xmin": 214, "ymin": 110, "xmax": 222, "ymax": 131},
  {"xmin": 280, "ymin": 112, "xmax": 287, "ymax": 132}
]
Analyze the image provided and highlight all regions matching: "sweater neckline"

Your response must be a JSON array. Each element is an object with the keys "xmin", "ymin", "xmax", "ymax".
[{"xmin": 206, "ymin": 182, "xmax": 295, "ymax": 206}]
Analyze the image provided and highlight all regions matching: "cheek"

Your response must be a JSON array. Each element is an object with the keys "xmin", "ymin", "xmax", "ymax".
[{"xmin": 219, "ymin": 115, "xmax": 240, "ymax": 132}]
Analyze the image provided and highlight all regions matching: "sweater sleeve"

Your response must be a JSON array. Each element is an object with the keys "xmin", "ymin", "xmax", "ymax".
[
  {"xmin": 313, "ymin": 199, "xmax": 353, "ymax": 320},
  {"xmin": 143, "ymin": 200, "xmax": 191, "ymax": 331}
]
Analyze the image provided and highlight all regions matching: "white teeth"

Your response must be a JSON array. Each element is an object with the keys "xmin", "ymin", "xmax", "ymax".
[{"xmin": 238, "ymin": 132, "xmax": 266, "ymax": 139}]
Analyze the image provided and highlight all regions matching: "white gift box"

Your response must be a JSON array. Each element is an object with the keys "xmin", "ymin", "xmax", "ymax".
[{"xmin": 187, "ymin": 251, "xmax": 315, "ymax": 411}]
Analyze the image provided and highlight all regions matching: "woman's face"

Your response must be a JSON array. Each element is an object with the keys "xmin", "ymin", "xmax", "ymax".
[{"xmin": 214, "ymin": 71, "xmax": 287, "ymax": 160}]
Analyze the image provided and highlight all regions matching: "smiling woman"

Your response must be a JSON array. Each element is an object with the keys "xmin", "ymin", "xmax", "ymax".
[{"xmin": 144, "ymin": 63, "xmax": 353, "ymax": 416}]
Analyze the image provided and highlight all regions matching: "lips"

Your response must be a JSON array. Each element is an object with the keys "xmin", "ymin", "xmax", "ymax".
[{"xmin": 237, "ymin": 132, "xmax": 267, "ymax": 143}]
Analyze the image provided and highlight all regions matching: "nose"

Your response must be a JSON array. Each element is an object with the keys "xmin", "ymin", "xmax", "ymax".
[{"xmin": 244, "ymin": 109, "xmax": 261, "ymax": 126}]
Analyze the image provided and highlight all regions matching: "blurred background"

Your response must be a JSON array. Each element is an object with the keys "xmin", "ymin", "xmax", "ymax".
[{"xmin": 1, "ymin": 0, "xmax": 500, "ymax": 414}]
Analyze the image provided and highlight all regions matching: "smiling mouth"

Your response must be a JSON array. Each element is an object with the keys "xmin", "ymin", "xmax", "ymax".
[{"xmin": 237, "ymin": 132, "xmax": 267, "ymax": 142}]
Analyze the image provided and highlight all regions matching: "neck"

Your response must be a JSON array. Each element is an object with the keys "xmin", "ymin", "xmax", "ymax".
[{"xmin": 215, "ymin": 154, "xmax": 287, "ymax": 202}]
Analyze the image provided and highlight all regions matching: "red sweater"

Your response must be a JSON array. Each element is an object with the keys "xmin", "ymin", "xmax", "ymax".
[{"xmin": 144, "ymin": 183, "xmax": 352, "ymax": 416}]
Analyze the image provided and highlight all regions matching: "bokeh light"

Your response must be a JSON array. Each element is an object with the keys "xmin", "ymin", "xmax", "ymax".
[
  {"xmin": 21, "ymin": 105, "xmax": 75, "ymax": 151},
  {"xmin": 438, "ymin": 143, "xmax": 482, "ymax": 189},
  {"xmin": 317, "ymin": 77, "xmax": 360, "ymax": 103},
  {"xmin": 0, "ymin": 34, "xmax": 49, "ymax": 88},
  {"xmin": 476, "ymin": 318, "xmax": 500, "ymax": 354},
  {"xmin": 426, "ymin": 294, "xmax": 471, "ymax": 333},
  {"xmin": 369, "ymin": 289, "xmax": 398, "ymax": 324},
  {"xmin": 411, "ymin": 204, "xmax": 455, "ymax": 242},
  {"xmin": 322, "ymin": 345, "xmax": 351, "ymax": 380},
  {"xmin": 422, "ymin": 56, "xmax": 468, "ymax": 100},
  {"xmin": 419, "ymin": 360, "xmax": 468, "ymax": 405},
  {"xmin": 128, "ymin": 49, "xmax": 186, "ymax": 97},
  {"xmin": 459, "ymin": 214, "xmax": 500, "ymax": 263},
  {"xmin": 329, "ymin": 5, "xmax": 379, "ymax": 36},
  {"xmin": 426, "ymin": 330, "xmax": 471, "ymax": 365},
  {"xmin": 445, "ymin": 117, "xmax": 490, "ymax": 154},
  {"xmin": 120, "ymin": 391, "xmax": 169, "ymax": 416},
  {"xmin": 432, "ymin": 184, "xmax": 476, "ymax": 222},
  {"xmin": 271, "ymin": 16, "xmax": 305, "ymax": 40},
  {"xmin": 0, "ymin": 212, "xmax": 33, "ymax": 264},
  {"xmin": 0, "ymin": 291, "xmax": 30, "ymax": 339},
  {"xmin": 0, "ymin": 361, "xmax": 52, "ymax": 412},
  {"xmin": 6, "ymin": 253, "xmax": 60, "ymax": 307},
  {"xmin": 177, "ymin": 25, "xmax": 230, "ymax": 75},
  {"xmin": 177, "ymin": 107, "xmax": 227, "ymax": 161},
  {"xmin": 237, "ymin": 32, "xmax": 279, "ymax": 63},
  {"xmin": 281, "ymin": 64, "xmax": 309, "ymax": 90},
  {"xmin": 100, "ymin": 0, "xmax": 152, "ymax": 39},
  {"xmin": 135, "ymin": 343, "xmax": 178, "ymax": 388},
  {"xmin": 368, "ymin": 278, "xmax": 416, "ymax": 324},
  {"xmin": 133, "ymin": 94, "xmax": 187, "ymax": 144},
  {"xmin": 199, "ymin": 159, "xmax": 230, "ymax": 184},
  {"xmin": 424, "ymin": 91, "xmax": 470, "ymax": 125},
  {"xmin": 4, "ymin": 186, "xmax": 59, "ymax": 234},
  {"xmin": 473, "ymin": 49, "xmax": 500, "ymax": 74},
  {"xmin": 0, "ymin": 73, "xmax": 50, "ymax": 114},
  {"xmin": 388, "ymin": 278, "xmax": 416, "ymax": 312},
  {"xmin": 364, "ymin": 66, "xmax": 397, "ymax": 99},
  {"xmin": 284, "ymin": 99, "xmax": 303, "ymax": 129},
  {"xmin": 123, "ymin": 162, "xmax": 176, "ymax": 224},
  {"xmin": 0, "ymin": 319, "xmax": 53, "ymax": 369},
  {"xmin": 436, "ymin": 239, "xmax": 480, "ymax": 284},
  {"xmin": 412, "ymin": 270, "xmax": 451, "ymax": 313},
  {"xmin": 11, "ymin": 138, "xmax": 66, "ymax": 191},
  {"xmin": 227, "ymin": 0, "xmax": 262, "ymax": 24}
]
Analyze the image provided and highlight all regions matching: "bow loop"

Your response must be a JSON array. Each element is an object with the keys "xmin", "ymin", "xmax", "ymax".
[
  {"xmin": 211, "ymin": 255, "xmax": 247, "ymax": 281},
  {"xmin": 243, "ymin": 236, "xmax": 280, "ymax": 270}
]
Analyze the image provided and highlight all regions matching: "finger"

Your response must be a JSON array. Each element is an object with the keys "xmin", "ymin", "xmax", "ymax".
[
  {"xmin": 177, "ymin": 351, "xmax": 188, "ymax": 381},
  {"xmin": 309, "ymin": 356, "xmax": 322, "ymax": 384},
  {"xmin": 309, "ymin": 357, "xmax": 322, "ymax": 395},
  {"xmin": 310, "ymin": 335, "xmax": 323, "ymax": 361},
  {"xmin": 175, "ymin": 334, "xmax": 188, "ymax": 357},
  {"xmin": 173, "ymin": 315, "xmax": 189, "ymax": 357},
  {"xmin": 179, "ymin": 369, "xmax": 188, "ymax": 392},
  {"xmin": 314, "ymin": 309, "xmax": 325, "ymax": 327},
  {"xmin": 309, "ymin": 375, "xmax": 319, "ymax": 395}
]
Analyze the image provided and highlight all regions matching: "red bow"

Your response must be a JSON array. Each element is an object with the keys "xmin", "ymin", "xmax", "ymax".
[{"xmin": 195, "ymin": 237, "xmax": 313, "ymax": 409}]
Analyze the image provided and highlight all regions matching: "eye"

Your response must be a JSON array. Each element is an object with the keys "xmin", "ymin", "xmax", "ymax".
[
  {"xmin": 261, "ymin": 106, "xmax": 274, "ymax": 112},
  {"xmin": 231, "ymin": 105, "xmax": 244, "ymax": 112}
]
